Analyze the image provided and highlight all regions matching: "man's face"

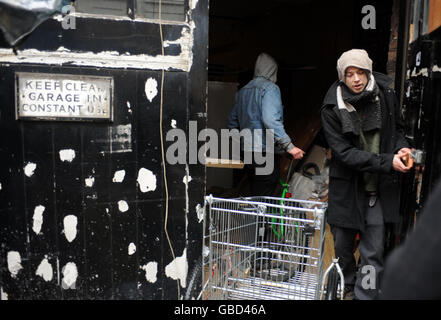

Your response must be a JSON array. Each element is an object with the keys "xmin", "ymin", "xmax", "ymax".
[{"xmin": 344, "ymin": 66, "xmax": 368, "ymax": 94}]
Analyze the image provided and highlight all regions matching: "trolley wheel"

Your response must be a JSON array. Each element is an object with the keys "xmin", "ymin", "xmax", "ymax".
[{"xmin": 325, "ymin": 267, "xmax": 339, "ymax": 300}]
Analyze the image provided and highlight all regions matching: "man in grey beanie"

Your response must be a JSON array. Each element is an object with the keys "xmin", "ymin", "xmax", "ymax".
[
  {"xmin": 320, "ymin": 49, "xmax": 412, "ymax": 300},
  {"xmin": 228, "ymin": 52, "xmax": 304, "ymax": 196}
]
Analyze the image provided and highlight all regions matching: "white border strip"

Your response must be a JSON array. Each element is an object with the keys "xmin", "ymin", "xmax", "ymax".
[{"xmin": 0, "ymin": 47, "xmax": 190, "ymax": 71}]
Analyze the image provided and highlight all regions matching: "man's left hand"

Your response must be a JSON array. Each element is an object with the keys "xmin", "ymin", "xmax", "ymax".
[
  {"xmin": 397, "ymin": 148, "xmax": 414, "ymax": 156},
  {"xmin": 288, "ymin": 146, "xmax": 305, "ymax": 160}
]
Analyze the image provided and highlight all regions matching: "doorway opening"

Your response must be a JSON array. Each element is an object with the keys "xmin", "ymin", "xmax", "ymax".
[{"xmin": 206, "ymin": 0, "xmax": 396, "ymax": 197}]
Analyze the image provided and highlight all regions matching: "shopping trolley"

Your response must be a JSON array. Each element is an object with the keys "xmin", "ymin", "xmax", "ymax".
[{"xmin": 201, "ymin": 195, "xmax": 344, "ymax": 300}]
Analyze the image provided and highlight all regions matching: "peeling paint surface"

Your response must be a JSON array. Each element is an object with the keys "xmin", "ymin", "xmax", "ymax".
[
  {"xmin": 36, "ymin": 257, "xmax": 53, "ymax": 282},
  {"xmin": 165, "ymin": 248, "xmax": 188, "ymax": 288},
  {"xmin": 408, "ymin": 67, "xmax": 431, "ymax": 78},
  {"xmin": 0, "ymin": 47, "xmax": 192, "ymax": 71},
  {"xmin": 24, "ymin": 162, "xmax": 37, "ymax": 177},
  {"xmin": 7, "ymin": 251, "xmax": 23, "ymax": 278},
  {"xmin": 0, "ymin": 287, "xmax": 7, "ymax": 300},
  {"xmin": 85, "ymin": 176, "xmax": 95, "ymax": 187},
  {"xmin": 182, "ymin": 174, "xmax": 192, "ymax": 185},
  {"xmin": 183, "ymin": 165, "xmax": 191, "ymax": 240},
  {"xmin": 59, "ymin": 149, "xmax": 76, "ymax": 162},
  {"xmin": 196, "ymin": 204, "xmax": 204, "ymax": 223},
  {"xmin": 56, "ymin": 258, "xmax": 60, "ymax": 286},
  {"xmin": 61, "ymin": 262, "xmax": 78, "ymax": 289},
  {"xmin": 137, "ymin": 168, "xmax": 157, "ymax": 193},
  {"xmin": 0, "ymin": 0, "xmax": 207, "ymax": 300},
  {"xmin": 0, "ymin": 0, "xmax": 198, "ymax": 72},
  {"xmin": 189, "ymin": 0, "xmax": 199, "ymax": 10},
  {"xmin": 113, "ymin": 170, "xmax": 126, "ymax": 183},
  {"xmin": 118, "ymin": 200, "xmax": 129, "ymax": 212},
  {"xmin": 32, "ymin": 205, "xmax": 45, "ymax": 234},
  {"xmin": 53, "ymin": 12, "xmax": 188, "ymax": 25},
  {"xmin": 141, "ymin": 262, "xmax": 158, "ymax": 283},
  {"xmin": 63, "ymin": 215, "xmax": 78, "ymax": 243},
  {"xmin": 145, "ymin": 78, "xmax": 158, "ymax": 102},
  {"xmin": 128, "ymin": 243, "xmax": 136, "ymax": 255}
]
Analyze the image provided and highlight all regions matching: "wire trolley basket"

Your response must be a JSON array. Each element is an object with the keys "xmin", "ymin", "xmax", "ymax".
[{"xmin": 201, "ymin": 195, "xmax": 329, "ymax": 300}]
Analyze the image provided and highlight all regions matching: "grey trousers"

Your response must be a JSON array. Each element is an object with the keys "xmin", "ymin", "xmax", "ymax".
[{"xmin": 331, "ymin": 196, "xmax": 385, "ymax": 300}]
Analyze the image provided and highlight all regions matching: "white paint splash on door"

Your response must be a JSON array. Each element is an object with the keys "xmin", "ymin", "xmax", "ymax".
[
  {"xmin": 128, "ymin": 243, "xmax": 136, "ymax": 255},
  {"xmin": 183, "ymin": 164, "xmax": 191, "ymax": 240},
  {"xmin": 85, "ymin": 176, "xmax": 95, "ymax": 187},
  {"xmin": 59, "ymin": 149, "xmax": 76, "ymax": 162},
  {"xmin": 24, "ymin": 162, "xmax": 37, "ymax": 177},
  {"xmin": 118, "ymin": 200, "xmax": 129, "ymax": 212},
  {"xmin": 32, "ymin": 205, "xmax": 45, "ymax": 234},
  {"xmin": 113, "ymin": 170, "xmax": 126, "ymax": 183},
  {"xmin": 7, "ymin": 251, "xmax": 23, "ymax": 278},
  {"xmin": 189, "ymin": 0, "xmax": 199, "ymax": 10},
  {"xmin": 137, "ymin": 168, "xmax": 157, "ymax": 193},
  {"xmin": 36, "ymin": 257, "xmax": 53, "ymax": 282},
  {"xmin": 171, "ymin": 119, "xmax": 177, "ymax": 128},
  {"xmin": 1, "ymin": 287, "xmax": 7, "ymax": 300},
  {"xmin": 182, "ymin": 174, "xmax": 192, "ymax": 185},
  {"xmin": 145, "ymin": 78, "xmax": 158, "ymax": 102},
  {"xmin": 63, "ymin": 215, "xmax": 78, "ymax": 243},
  {"xmin": 165, "ymin": 248, "xmax": 188, "ymax": 288},
  {"xmin": 196, "ymin": 204, "xmax": 204, "ymax": 223},
  {"xmin": 141, "ymin": 262, "xmax": 158, "ymax": 283},
  {"xmin": 61, "ymin": 262, "xmax": 78, "ymax": 289}
]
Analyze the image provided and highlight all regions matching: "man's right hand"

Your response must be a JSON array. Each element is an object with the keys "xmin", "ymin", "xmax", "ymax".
[
  {"xmin": 392, "ymin": 154, "xmax": 410, "ymax": 173},
  {"xmin": 288, "ymin": 146, "xmax": 305, "ymax": 160}
]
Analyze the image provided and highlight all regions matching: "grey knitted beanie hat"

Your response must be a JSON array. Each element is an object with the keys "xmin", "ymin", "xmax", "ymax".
[{"xmin": 337, "ymin": 49, "xmax": 373, "ymax": 81}]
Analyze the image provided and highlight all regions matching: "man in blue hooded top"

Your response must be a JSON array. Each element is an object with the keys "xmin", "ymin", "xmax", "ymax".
[{"xmin": 228, "ymin": 52, "xmax": 305, "ymax": 196}]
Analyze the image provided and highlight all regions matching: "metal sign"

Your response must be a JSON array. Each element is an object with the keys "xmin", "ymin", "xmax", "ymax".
[{"xmin": 15, "ymin": 72, "xmax": 114, "ymax": 121}]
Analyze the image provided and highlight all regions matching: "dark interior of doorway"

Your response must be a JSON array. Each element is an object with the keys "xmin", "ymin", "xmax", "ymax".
[{"xmin": 206, "ymin": 0, "xmax": 395, "ymax": 197}]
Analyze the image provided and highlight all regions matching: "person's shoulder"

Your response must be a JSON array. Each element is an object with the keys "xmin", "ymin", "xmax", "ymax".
[
  {"xmin": 243, "ymin": 77, "xmax": 272, "ymax": 90},
  {"xmin": 258, "ymin": 78, "xmax": 278, "ymax": 91},
  {"xmin": 374, "ymin": 71, "xmax": 394, "ymax": 92},
  {"xmin": 320, "ymin": 104, "xmax": 337, "ymax": 119},
  {"xmin": 321, "ymin": 80, "xmax": 340, "ymax": 110},
  {"xmin": 375, "ymin": 72, "xmax": 397, "ymax": 101}
]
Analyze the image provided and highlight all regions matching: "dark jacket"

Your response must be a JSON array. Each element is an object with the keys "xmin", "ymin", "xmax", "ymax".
[{"xmin": 320, "ymin": 72, "xmax": 409, "ymax": 231}]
